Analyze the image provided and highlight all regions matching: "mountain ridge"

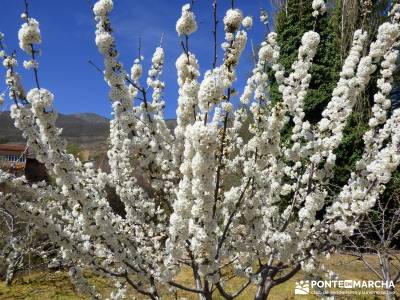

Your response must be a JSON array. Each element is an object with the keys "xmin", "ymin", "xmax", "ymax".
[
  {"xmin": 0, "ymin": 111, "xmax": 110, "ymax": 144},
  {"xmin": 0, "ymin": 111, "xmax": 177, "ymax": 145}
]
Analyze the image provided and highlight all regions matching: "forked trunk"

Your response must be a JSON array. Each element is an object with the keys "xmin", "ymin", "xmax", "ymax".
[
  {"xmin": 254, "ymin": 278, "xmax": 273, "ymax": 300},
  {"xmin": 380, "ymin": 252, "xmax": 395, "ymax": 300},
  {"xmin": 195, "ymin": 277, "xmax": 212, "ymax": 300}
]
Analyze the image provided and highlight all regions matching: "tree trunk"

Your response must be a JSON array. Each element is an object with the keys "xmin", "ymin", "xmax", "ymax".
[
  {"xmin": 193, "ymin": 277, "xmax": 213, "ymax": 300},
  {"xmin": 385, "ymin": 286, "xmax": 395, "ymax": 300},
  {"xmin": 254, "ymin": 278, "xmax": 273, "ymax": 300},
  {"xmin": 379, "ymin": 252, "xmax": 395, "ymax": 300},
  {"xmin": 5, "ymin": 268, "xmax": 15, "ymax": 286},
  {"xmin": 193, "ymin": 270, "xmax": 204, "ymax": 300},
  {"xmin": 202, "ymin": 291, "xmax": 213, "ymax": 300},
  {"xmin": 195, "ymin": 280, "xmax": 205, "ymax": 300},
  {"xmin": 5, "ymin": 252, "xmax": 22, "ymax": 286},
  {"xmin": 202, "ymin": 280, "xmax": 213, "ymax": 300}
]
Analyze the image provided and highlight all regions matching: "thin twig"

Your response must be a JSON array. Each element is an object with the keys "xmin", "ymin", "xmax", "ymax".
[{"xmin": 212, "ymin": 0, "xmax": 218, "ymax": 69}]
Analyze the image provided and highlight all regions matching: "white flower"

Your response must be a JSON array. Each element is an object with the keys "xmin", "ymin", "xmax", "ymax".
[
  {"xmin": 151, "ymin": 47, "xmax": 164, "ymax": 66},
  {"xmin": 224, "ymin": 9, "xmax": 243, "ymax": 32},
  {"xmin": 280, "ymin": 184, "xmax": 293, "ymax": 196},
  {"xmin": 312, "ymin": 0, "xmax": 326, "ymax": 16},
  {"xmin": 301, "ymin": 31, "xmax": 320, "ymax": 49},
  {"xmin": 95, "ymin": 31, "xmax": 114, "ymax": 55},
  {"xmin": 368, "ymin": 117, "xmax": 378, "ymax": 127},
  {"xmin": 23, "ymin": 60, "xmax": 38, "ymax": 70},
  {"xmin": 93, "ymin": 0, "xmax": 113, "ymax": 16},
  {"xmin": 26, "ymin": 88, "xmax": 54, "ymax": 108},
  {"xmin": 2, "ymin": 56, "xmax": 17, "ymax": 68},
  {"xmin": 198, "ymin": 67, "xmax": 229, "ymax": 112},
  {"xmin": 176, "ymin": 4, "xmax": 197, "ymax": 36},
  {"xmin": 18, "ymin": 18, "xmax": 41, "ymax": 54},
  {"xmin": 333, "ymin": 220, "xmax": 351, "ymax": 234},
  {"xmin": 222, "ymin": 102, "xmax": 233, "ymax": 112},
  {"xmin": 131, "ymin": 63, "xmax": 142, "ymax": 81},
  {"xmin": 242, "ymin": 16, "xmax": 253, "ymax": 29},
  {"xmin": 258, "ymin": 44, "xmax": 274, "ymax": 61}
]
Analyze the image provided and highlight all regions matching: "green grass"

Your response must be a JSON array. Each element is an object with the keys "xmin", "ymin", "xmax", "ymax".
[
  {"xmin": 0, "ymin": 254, "xmax": 397, "ymax": 299},
  {"xmin": 0, "ymin": 271, "xmax": 85, "ymax": 300}
]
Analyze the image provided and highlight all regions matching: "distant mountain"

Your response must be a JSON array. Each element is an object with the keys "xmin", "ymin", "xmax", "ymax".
[
  {"xmin": 0, "ymin": 111, "xmax": 177, "ymax": 145},
  {"xmin": 55, "ymin": 113, "xmax": 110, "ymax": 138},
  {"xmin": 0, "ymin": 111, "xmax": 110, "ymax": 144},
  {"xmin": 0, "ymin": 111, "xmax": 18, "ymax": 143},
  {"xmin": 69, "ymin": 113, "xmax": 110, "ymax": 124},
  {"xmin": 165, "ymin": 119, "xmax": 177, "ymax": 132}
]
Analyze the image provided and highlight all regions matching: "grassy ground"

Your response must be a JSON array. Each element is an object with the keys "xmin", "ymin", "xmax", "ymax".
[{"xmin": 0, "ymin": 254, "xmax": 397, "ymax": 299}]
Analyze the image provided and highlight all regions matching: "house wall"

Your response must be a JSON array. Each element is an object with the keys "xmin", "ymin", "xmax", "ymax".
[{"xmin": 0, "ymin": 145, "xmax": 48, "ymax": 182}]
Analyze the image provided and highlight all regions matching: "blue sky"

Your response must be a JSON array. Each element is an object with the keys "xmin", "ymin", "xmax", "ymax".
[{"xmin": 0, "ymin": 0, "xmax": 275, "ymax": 119}]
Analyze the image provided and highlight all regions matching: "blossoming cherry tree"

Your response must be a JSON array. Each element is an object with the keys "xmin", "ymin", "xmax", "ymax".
[{"xmin": 1, "ymin": 0, "xmax": 400, "ymax": 299}]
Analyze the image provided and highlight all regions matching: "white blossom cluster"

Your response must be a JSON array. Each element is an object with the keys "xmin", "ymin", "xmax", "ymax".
[
  {"xmin": 312, "ymin": 0, "xmax": 327, "ymax": 17},
  {"xmin": 23, "ymin": 59, "xmax": 38, "ymax": 70},
  {"xmin": 1, "ymin": 1, "xmax": 400, "ymax": 299},
  {"xmin": 3, "ymin": 54, "xmax": 25, "ymax": 101},
  {"xmin": 303, "ymin": 29, "xmax": 369, "ymax": 181},
  {"xmin": 130, "ymin": 58, "xmax": 142, "ymax": 82},
  {"xmin": 242, "ymin": 16, "xmax": 253, "ymax": 29},
  {"xmin": 148, "ymin": 47, "xmax": 166, "ymax": 114},
  {"xmin": 173, "ymin": 52, "xmax": 200, "ymax": 166},
  {"xmin": 176, "ymin": 3, "xmax": 197, "ymax": 36},
  {"xmin": 18, "ymin": 17, "xmax": 41, "ymax": 54},
  {"xmin": 93, "ymin": 0, "xmax": 113, "ymax": 16},
  {"xmin": 327, "ymin": 8, "xmax": 400, "ymax": 233},
  {"xmin": 198, "ymin": 67, "xmax": 229, "ymax": 112},
  {"xmin": 224, "ymin": 9, "xmax": 243, "ymax": 32}
]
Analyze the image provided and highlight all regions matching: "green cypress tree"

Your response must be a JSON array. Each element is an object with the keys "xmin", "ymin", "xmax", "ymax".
[
  {"xmin": 331, "ymin": 0, "xmax": 397, "ymax": 188},
  {"xmin": 269, "ymin": 0, "xmax": 341, "ymax": 124},
  {"xmin": 269, "ymin": 1, "xmax": 400, "ymax": 203},
  {"xmin": 267, "ymin": 1, "xmax": 341, "ymax": 211}
]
